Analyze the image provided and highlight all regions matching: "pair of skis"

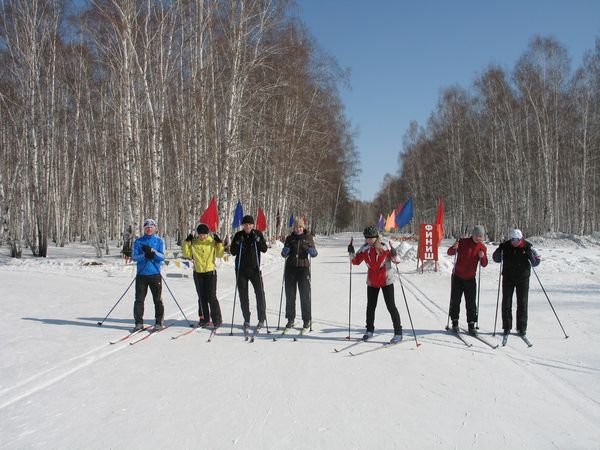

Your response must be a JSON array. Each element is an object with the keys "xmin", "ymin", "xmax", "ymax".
[
  {"xmin": 172, "ymin": 324, "xmax": 219, "ymax": 342},
  {"xmin": 502, "ymin": 332, "xmax": 533, "ymax": 347},
  {"xmin": 243, "ymin": 324, "xmax": 271, "ymax": 343},
  {"xmin": 272, "ymin": 326, "xmax": 310, "ymax": 342},
  {"xmin": 128, "ymin": 324, "xmax": 172, "ymax": 345},
  {"xmin": 447, "ymin": 327, "xmax": 499, "ymax": 349},
  {"xmin": 109, "ymin": 324, "xmax": 171, "ymax": 346},
  {"xmin": 333, "ymin": 335, "xmax": 404, "ymax": 356}
]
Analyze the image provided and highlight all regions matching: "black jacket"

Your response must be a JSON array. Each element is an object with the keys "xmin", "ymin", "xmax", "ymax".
[
  {"xmin": 230, "ymin": 230, "xmax": 268, "ymax": 273},
  {"xmin": 282, "ymin": 231, "xmax": 317, "ymax": 268},
  {"xmin": 492, "ymin": 240, "xmax": 540, "ymax": 280}
]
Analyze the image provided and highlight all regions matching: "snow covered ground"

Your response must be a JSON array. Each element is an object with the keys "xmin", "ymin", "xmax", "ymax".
[{"xmin": 1, "ymin": 232, "xmax": 599, "ymax": 449}]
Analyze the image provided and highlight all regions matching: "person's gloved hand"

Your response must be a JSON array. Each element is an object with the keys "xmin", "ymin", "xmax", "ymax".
[
  {"xmin": 306, "ymin": 246, "xmax": 317, "ymax": 257},
  {"xmin": 213, "ymin": 233, "xmax": 222, "ymax": 244},
  {"xmin": 281, "ymin": 247, "xmax": 290, "ymax": 257},
  {"xmin": 347, "ymin": 244, "xmax": 355, "ymax": 254},
  {"xmin": 185, "ymin": 233, "xmax": 194, "ymax": 242},
  {"xmin": 142, "ymin": 244, "xmax": 154, "ymax": 259},
  {"xmin": 389, "ymin": 246, "xmax": 397, "ymax": 257}
]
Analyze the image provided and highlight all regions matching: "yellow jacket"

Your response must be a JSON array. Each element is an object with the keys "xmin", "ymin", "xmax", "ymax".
[{"xmin": 182, "ymin": 236, "xmax": 224, "ymax": 273}]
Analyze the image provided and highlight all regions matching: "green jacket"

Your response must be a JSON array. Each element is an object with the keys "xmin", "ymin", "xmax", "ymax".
[{"xmin": 182, "ymin": 236, "xmax": 224, "ymax": 273}]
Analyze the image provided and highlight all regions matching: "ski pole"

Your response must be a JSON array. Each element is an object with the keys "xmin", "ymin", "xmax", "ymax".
[
  {"xmin": 276, "ymin": 261, "xmax": 286, "ymax": 329},
  {"xmin": 229, "ymin": 242, "xmax": 243, "ymax": 336},
  {"xmin": 394, "ymin": 264, "xmax": 420, "ymax": 347},
  {"xmin": 445, "ymin": 240, "xmax": 458, "ymax": 330},
  {"xmin": 97, "ymin": 276, "xmax": 136, "ymax": 326},
  {"xmin": 97, "ymin": 259, "xmax": 148, "ymax": 326},
  {"xmin": 476, "ymin": 256, "xmax": 481, "ymax": 329},
  {"xmin": 347, "ymin": 260, "xmax": 352, "ymax": 339},
  {"xmin": 254, "ymin": 240, "xmax": 271, "ymax": 334},
  {"xmin": 493, "ymin": 258, "xmax": 503, "ymax": 336},
  {"xmin": 531, "ymin": 266, "xmax": 569, "ymax": 338},
  {"xmin": 151, "ymin": 260, "xmax": 193, "ymax": 327},
  {"xmin": 345, "ymin": 237, "xmax": 353, "ymax": 339}
]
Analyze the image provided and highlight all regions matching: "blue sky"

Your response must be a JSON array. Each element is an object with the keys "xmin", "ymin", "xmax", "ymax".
[{"xmin": 296, "ymin": 1, "xmax": 600, "ymax": 201}]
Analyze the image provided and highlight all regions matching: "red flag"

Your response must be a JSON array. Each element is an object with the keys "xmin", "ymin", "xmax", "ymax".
[
  {"xmin": 256, "ymin": 207, "xmax": 267, "ymax": 232},
  {"xmin": 435, "ymin": 198, "xmax": 444, "ymax": 225},
  {"xmin": 435, "ymin": 198, "xmax": 444, "ymax": 243},
  {"xmin": 199, "ymin": 197, "xmax": 219, "ymax": 232}
]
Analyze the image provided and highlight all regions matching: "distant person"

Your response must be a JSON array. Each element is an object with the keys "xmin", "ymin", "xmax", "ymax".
[
  {"xmin": 281, "ymin": 218, "xmax": 317, "ymax": 331},
  {"xmin": 131, "ymin": 219, "xmax": 165, "ymax": 331},
  {"xmin": 230, "ymin": 215, "xmax": 268, "ymax": 330},
  {"xmin": 492, "ymin": 228, "xmax": 541, "ymax": 336},
  {"xmin": 447, "ymin": 225, "xmax": 488, "ymax": 335},
  {"xmin": 182, "ymin": 223, "xmax": 224, "ymax": 328},
  {"xmin": 348, "ymin": 226, "xmax": 403, "ymax": 344}
]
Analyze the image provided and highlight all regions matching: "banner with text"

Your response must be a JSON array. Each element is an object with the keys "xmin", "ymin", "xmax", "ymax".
[{"xmin": 418, "ymin": 223, "xmax": 441, "ymax": 264}]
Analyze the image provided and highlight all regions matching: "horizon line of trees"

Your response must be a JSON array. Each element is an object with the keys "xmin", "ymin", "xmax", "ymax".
[
  {"xmin": 0, "ymin": 0, "xmax": 359, "ymax": 257},
  {"xmin": 371, "ymin": 35, "xmax": 600, "ymax": 241}
]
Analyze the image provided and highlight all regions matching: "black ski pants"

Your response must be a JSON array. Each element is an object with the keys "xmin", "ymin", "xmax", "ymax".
[
  {"xmin": 193, "ymin": 271, "xmax": 222, "ymax": 325},
  {"xmin": 449, "ymin": 274, "xmax": 477, "ymax": 324},
  {"xmin": 285, "ymin": 266, "xmax": 311, "ymax": 322},
  {"xmin": 501, "ymin": 275, "xmax": 529, "ymax": 332},
  {"xmin": 134, "ymin": 274, "xmax": 164, "ymax": 325},
  {"xmin": 366, "ymin": 284, "xmax": 402, "ymax": 334},
  {"xmin": 236, "ymin": 268, "xmax": 267, "ymax": 323}
]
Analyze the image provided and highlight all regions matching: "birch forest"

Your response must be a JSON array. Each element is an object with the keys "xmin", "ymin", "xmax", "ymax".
[
  {"xmin": 0, "ymin": 0, "xmax": 358, "ymax": 257},
  {"xmin": 2, "ymin": 2, "xmax": 599, "ymax": 259},
  {"xmin": 373, "ymin": 36, "xmax": 600, "ymax": 241}
]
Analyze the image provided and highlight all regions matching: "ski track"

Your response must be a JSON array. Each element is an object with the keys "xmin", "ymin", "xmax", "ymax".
[
  {"xmin": 2, "ymin": 236, "xmax": 599, "ymax": 450},
  {"xmin": 395, "ymin": 264, "xmax": 600, "ymax": 426},
  {"xmin": 0, "ymin": 260, "xmax": 299, "ymax": 411},
  {"xmin": 0, "ymin": 342, "xmax": 123, "ymax": 409}
]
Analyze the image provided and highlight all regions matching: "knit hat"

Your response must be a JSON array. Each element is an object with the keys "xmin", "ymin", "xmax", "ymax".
[
  {"xmin": 196, "ymin": 223, "xmax": 210, "ymax": 235},
  {"xmin": 143, "ymin": 218, "xmax": 157, "ymax": 229},
  {"xmin": 471, "ymin": 225, "xmax": 485, "ymax": 237},
  {"xmin": 294, "ymin": 218, "xmax": 305, "ymax": 228},
  {"xmin": 242, "ymin": 215, "xmax": 254, "ymax": 225},
  {"xmin": 509, "ymin": 228, "xmax": 523, "ymax": 240}
]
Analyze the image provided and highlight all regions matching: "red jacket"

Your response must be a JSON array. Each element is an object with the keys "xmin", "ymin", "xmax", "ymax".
[
  {"xmin": 447, "ymin": 238, "xmax": 488, "ymax": 280},
  {"xmin": 351, "ymin": 243, "xmax": 399, "ymax": 288}
]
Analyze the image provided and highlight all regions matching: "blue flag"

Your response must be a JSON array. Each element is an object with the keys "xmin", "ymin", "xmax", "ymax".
[
  {"xmin": 288, "ymin": 213, "xmax": 294, "ymax": 228},
  {"xmin": 232, "ymin": 200, "xmax": 244, "ymax": 228},
  {"xmin": 395, "ymin": 197, "xmax": 414, "ymax": 229}
]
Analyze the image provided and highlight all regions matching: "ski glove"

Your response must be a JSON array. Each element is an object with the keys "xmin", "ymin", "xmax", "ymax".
[
  {"xmin": 142, "ymin": 244, "xmax": 155, "ymax": 259},
  {"xmin": 389, "ymin": 246, "xmax": 397, "ymax": 257},
  {"xmin": 347, "ymin": 244, "xmax": 355, "ymax": 254},
  {"xmin": 529, "ymin": 248, "xmax": 541, "ymax": 267},
  {"xmin": 213, "ymin": 233, "xmax": 222, "ymax": 244},
  {"xmin": 306, "ymin": 246, "xmax": 317, "ymax": 258},
  {"xmin": 185, "ymin": 233, "xmax": 194, "ymax": 242},
  {"xmin": 281, "ymin": 247, "xmax": 290, "ymax": 257}
]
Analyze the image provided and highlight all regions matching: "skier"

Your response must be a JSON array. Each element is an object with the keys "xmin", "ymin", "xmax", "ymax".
[
  {"xmin": 230, "ymin": 215, "xmax": 268, "ymax": 330},
  {"xmin": 492, "ymin": 228, "xmax": 541, "ymax": 336},
  {"xmin": 131, "ymin": 219, "xmax": 165, "ymax": 331},
  {"xmin": 447, "ymin": 225, "xmax": 488, "ymax": 335},
  {"xmin": 182, "ymin": 223, "xmax": 224, "ymax": 328},
  {"xmin": 348, "ymin": 226, "xmax": 403, "ymax": 344},
  {"xmin": 281, "ymin": 218, "xmax": 318, "ymax": 331}
]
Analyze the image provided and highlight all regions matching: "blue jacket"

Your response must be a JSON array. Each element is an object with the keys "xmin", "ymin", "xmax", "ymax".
[{"xmin": 132, "ymin": 234, "xmax": 165, "ymax": 275}]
